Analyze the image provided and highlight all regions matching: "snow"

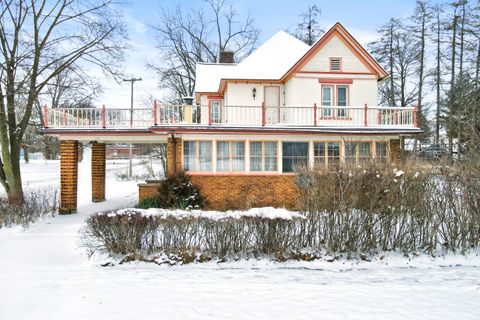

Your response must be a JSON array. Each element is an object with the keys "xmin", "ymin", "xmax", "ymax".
[
  {"xmin": 1, "ymin": 147, "xmax": 480, "ymax": 319},
  {"xmin": 114, "ymin": 207, "xmax": 305, "ymax": 220},
  {"xmin": 195, "ymin": 31, "xmax": 309, "ymax": 93}
]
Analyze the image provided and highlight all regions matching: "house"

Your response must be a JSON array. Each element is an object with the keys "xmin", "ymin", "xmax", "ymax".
[{"xmin": 42, "ymin": 22, "xmax": 421, "ymax": 213}]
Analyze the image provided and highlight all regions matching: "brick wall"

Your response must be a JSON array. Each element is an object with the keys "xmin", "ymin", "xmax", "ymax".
[
  {"xmin": 60, "ymin": 140, "xmax": 78, "ymax": 214},
  {"xmin": 138, "ymin": 182, "xmax": 162, "ymax": 202},
  {"xmin": 91, "ymin": 143, "xmax": 106, "ymax": 202},
  {"xmin": 190, "ymin": 175, "xmax": 299, "ymax": 211},
  {"xmin": 167, "ymin": 137, "xmax": 182, "ymax": 176}
]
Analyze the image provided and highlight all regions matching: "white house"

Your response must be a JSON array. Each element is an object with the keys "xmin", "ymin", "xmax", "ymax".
[{"xmin": 43, "ymin": 22, "xmax": 421, "ymax": 212}]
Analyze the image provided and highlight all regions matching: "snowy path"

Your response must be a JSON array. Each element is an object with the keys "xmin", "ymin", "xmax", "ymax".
[{"xmin": 1, "ymin": 153, "xmax": 480, "ymax": 319}]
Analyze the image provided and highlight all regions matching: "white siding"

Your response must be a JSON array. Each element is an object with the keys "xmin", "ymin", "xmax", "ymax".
[{"xmin": 301, "ymin": 35, "xmax": 370, "ymax": 73}]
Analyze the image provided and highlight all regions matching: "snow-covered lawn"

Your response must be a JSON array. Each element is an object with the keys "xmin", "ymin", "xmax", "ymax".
[{"xmin": 1, "ymin": 148, "xmax": 479, "ymax": 319}]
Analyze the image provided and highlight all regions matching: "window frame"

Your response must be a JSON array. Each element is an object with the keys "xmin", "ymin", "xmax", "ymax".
[
  {"xmin": 216, "ymin": 141, "xmax": 245, "ymax": 172},
  {"xmin": 313, "ymin": 141, "xmax": 341, "ymax": 168},
  {"xmin": 183, "ymin": 140, "xmax": 213, "ymax": 172},
  {"xmin": 320, "ymin": 84, "xmax": 351, "ymax": 120},
  {"xmin": 209, "ymin": 99, "xmax": 222, "ymax": 124},
  {"xmin": 375, "ymin": 141, "xmax": 389, "ymax": 163},
  {"xmin": 250, "ymin": 141, "xmax": 278, "ymax": 172},
  {"xmin": 282, "ymin": 142, "xmax": 309, "ymax": 173},
  {"xmin": 345, "ymin": 141, "xmax": 372, "ymax": 165}
]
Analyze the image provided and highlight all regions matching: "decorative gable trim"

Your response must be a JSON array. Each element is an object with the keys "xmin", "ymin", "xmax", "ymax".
[{"xmin": 281, "ymin": 22, "xmax": 388, "ymax": 82}]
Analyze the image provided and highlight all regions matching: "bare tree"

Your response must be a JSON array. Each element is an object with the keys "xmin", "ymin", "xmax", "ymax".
[
  {"xmin": 410, "ymin": 0, "xmax": 433, "ymax": 142},
  {"xmin": 292, "ymin": 5, "xmax": 324, "ymax": 46},
  {"xmin": 0, "ymin": 0, "xmax": 126, "ymax": 203},
  {"xmin": 150, "ymin": 0, "xmax": 260, "ymax": 102}
]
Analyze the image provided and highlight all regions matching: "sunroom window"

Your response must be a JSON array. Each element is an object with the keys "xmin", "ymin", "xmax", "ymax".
[
  {"xmin": 183, "ymin": 141, "xmax": 212, "ymax": 172},
  {"xmin": 217, "ymin": 141, "xmax": 245, "ymax": 172},
  {"xmin": 282, "ymin": 142, "xmax": 308, "ymax": 173},
  {"xmin": 250, "ymin": 141, "xmax": 277, "ymax": 172}
]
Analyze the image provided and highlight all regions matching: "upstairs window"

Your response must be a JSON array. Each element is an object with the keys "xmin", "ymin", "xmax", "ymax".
[{"xmin": 329, "ymin": 58, "xmax": 342, "ymax": 71}]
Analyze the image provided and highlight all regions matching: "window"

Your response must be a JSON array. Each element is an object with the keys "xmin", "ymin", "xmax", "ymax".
[
  {"xmin": 322, "ymin": 86, "xmax": 333, "ymax": 117},
  {"xmin": 250, "ymin": 141, "xmax": 278, "ymax": 172},
  {"xmin": 376, "ymin": 142, "xmax": 388, "ymax": 163},
  {"xmin": 217, "ymin": 141, "xmax": 245, "ymax": 172},
  {"xmin": 210, "ymin": 100, "xmax": 221, "ymax": 124},
  {"xmin": 337, "ymin": 86, "xmax": 348, "ymax": 118},
  {"xmin": 183, "ymin": 141, "xmax": 212, "ymax": 172},
  {"xmin": 314, "ymin": 142, "xmax": 340, "ymax": 167},
  {"xmin": 345, "ymin": 142, "xmax": 371, "ymax": 165},
  {"xmin": 329, "ymin": 58, "xmax": 342, "ymax": 71},
  {"xmin": 282, "ymin": 142, "xmax": 309, "ymax": 173}
]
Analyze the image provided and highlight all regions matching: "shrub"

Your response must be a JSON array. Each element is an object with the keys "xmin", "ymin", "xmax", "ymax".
[
  {"xmin": 154, "ymin": 172, "xmax": 205, "ymax": 209},
  {"xmin": 136, "ymin": 197, "xmax": 162, "ymax": 209},
  {"xmin": 0, "ymin": 187, "xmax": 58, "ymax": 228}
]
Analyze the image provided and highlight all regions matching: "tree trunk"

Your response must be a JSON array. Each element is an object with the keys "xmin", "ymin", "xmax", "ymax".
[
  {"xmin": 435, "ymin": 9, "xmax": 441, "ymax": 144},
  {"xmin": 22, "ymin": 145, "xmax": 29, "ymax": 164}
]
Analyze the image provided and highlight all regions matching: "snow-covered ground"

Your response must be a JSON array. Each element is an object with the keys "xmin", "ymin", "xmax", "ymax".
[{"xmin": 1, "ymin": 147, "xmax": 480, "ymax": 320}]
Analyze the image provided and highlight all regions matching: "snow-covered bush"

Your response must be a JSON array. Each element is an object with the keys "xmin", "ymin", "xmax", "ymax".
[
  {"xmin": 80, "ymin": 208, "xmax": 305, "ymax": 260},
  {"xmin": 0, "ymin": 187, "xmax": 58, "ymax": 228},
  {"xmin": 144, "ymin": 172, "xmax": 206, "ymax": 209}
]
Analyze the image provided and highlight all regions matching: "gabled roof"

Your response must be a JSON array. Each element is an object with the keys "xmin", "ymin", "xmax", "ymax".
[
  {"xmin": 195, "ymin": 23, "xmax": 388, "ymax": 94},
  {"xmin": 281, "ymin": 22, "xmax": 388, "ymax": 81}
]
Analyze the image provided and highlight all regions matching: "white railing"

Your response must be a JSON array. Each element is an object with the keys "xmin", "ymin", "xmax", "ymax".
[{"xmin": 43, "ymin": 104, "xmax": 417, "ymax": 129}]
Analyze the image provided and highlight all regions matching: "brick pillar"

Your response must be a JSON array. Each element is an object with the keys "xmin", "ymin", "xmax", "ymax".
[
  {"xmin": 60, "ymin": 140, "xmax": 78, "ymax": 214},
  {"xmin": 91, "ymin": 143, "xmax": 106, "ymax": 202},
  {"xmin": 390, "ymin": 139, "xmax": 401, "ymax": 163},
  {"xmin": 167, "ymin": 137, "xmax": 182, "ymax": 176}
]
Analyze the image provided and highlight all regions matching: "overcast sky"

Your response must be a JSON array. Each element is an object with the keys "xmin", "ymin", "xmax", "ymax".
[{"xmin": 98, "ymin": 0, "xmax": 449, "ymax": 108}]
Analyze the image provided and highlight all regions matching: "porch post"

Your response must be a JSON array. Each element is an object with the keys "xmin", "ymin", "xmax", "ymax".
[
  {"xmin": 60, "ymin": 140, "xmax": 79, "ymax": 214},
  {"xmin": 91, "ymin": 143, "xmax": 106, "ymax": 202}
]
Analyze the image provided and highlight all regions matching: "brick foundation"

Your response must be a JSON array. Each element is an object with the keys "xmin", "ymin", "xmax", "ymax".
[
  {"xmin": 92, "ymin": 143, "xmax": 106, "ymax": 202},
  {"xmin": 167, "ymin": 137, "xmax": 182, "ymax": 176},
  {"xmin": 138, "ymin": 182, "xmax": 162, "ymax": 202},
  {"xmin": 60, "ymin": 140, "xmax": 78, "ymax": 214},
  {"xmin": 190, "ymin": 175, "xmax": 299, "ymax": 211}
]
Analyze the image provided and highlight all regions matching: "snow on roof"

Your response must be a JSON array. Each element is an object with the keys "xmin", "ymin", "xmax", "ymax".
[{"xmin": 195, "ymin": 31, "xmax": 310, "ymax": 93}]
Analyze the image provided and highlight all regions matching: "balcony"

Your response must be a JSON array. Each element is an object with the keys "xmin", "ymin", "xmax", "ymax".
[{"xmin": 43, "ymin": 103, "xmax": 418, "ymax": 129}]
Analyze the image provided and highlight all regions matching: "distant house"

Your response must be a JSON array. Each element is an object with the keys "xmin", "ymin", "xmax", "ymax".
[{"xmin": 43, "ymin": 22, "xmax": 421, "ymax": 213}]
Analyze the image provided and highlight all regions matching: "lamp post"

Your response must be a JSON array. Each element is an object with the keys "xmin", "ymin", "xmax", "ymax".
[{"xmin": 123, "ymin": 77, "xmax": 142, "ymax": 178}]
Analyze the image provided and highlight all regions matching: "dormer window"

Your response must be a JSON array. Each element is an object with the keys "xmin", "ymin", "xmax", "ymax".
[{"xmin": 329, "ymin": 58, "xmax": 342, "ymax": 71}]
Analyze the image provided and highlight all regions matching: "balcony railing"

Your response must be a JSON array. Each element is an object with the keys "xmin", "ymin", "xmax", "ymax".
[{"xmin": 43, "ymin": 103, "xmax": 417, "ymax": 129}]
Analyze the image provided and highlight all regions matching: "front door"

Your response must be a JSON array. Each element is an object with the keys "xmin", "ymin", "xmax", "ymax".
[{"xmin": 264, "ymin": 86, "xmax": 280, "ymax": 124}]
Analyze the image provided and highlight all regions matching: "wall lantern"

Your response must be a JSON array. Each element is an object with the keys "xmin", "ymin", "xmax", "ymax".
[{"xmin": 252, "ymin": 87, "xmax": 257, "ymax": 100}]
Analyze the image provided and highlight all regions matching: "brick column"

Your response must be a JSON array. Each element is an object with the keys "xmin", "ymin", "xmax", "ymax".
[
  {"xmin": 91, "ymin": 143, "xmax": 106, "ymax": 202},
  {"xmin": 167, "ymin": 137, "xmax": 182, "ymax": 176},
  {"xmin": 60, "ymin": 140, "xmax": 78, "ymax": 214}
]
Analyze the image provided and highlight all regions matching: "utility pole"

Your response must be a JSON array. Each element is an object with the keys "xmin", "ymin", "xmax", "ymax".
[{"xmin": 123, "ymin": 77, "xmax": 142, "ymax": 178}]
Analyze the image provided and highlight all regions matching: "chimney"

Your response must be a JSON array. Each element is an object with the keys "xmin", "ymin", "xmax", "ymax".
[{"xmin": 219, "ymin": 51, "xmax": 234, "ymax": 63}]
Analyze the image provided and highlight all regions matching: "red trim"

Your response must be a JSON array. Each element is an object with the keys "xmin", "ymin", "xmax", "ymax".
[
  {"xmin": 153, "ymin": 100, "xmax": 158, "ymax": 126},
  {"xmin": 208, "ymin": 101, "xmax": 212, "ymax": 125},
  {"xmin": 149, "ymin": 127, "xmax": 416, "ymax": 136},
  {"xmin": 102, "ymin": 105, "xmax": 106, "ymax": 129},
  {"xmin": 318, "ymin": 78, "xmax": 353, "ymax": 84},
  {"xmin": 43, "ymin": 105, "xmax": 49, "ymax": 128},
  {"xmin": 297, "ymin": 71, "xmax": 376, "ymax": 75},
  {"xmin": 63, "ymin": 110, "xmax": 67, "ymax": 126},
  {"xmin": 313, "ymin": 103, "xmax": 317, "ymax": 126},
  {"xmin": 187, "ymin": 172, "xmax": 295, "ymax": 177},
  {"xmin": 207, "ymin": 95, "xmax": 224, "ymax": 99},
  {"xmin": 364, "ymin": 104, "xmax": 368, "ymax": 127},
  {"xmin": 261, "ymin": 102, "xmax": 266, "ymax": 126}
]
